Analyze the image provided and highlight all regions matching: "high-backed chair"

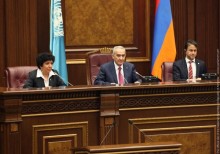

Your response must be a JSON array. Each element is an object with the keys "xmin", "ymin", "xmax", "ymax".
[
  {"xmin": 161, "ymin": 62, "xmax": 174, "ymax": 82},
  {"xmin": 5, "ymin": 66, "xmax": 37, "ymax": 88},
  {"xmin": 86, "ymin": 47, "xmax": 113, "ymax": 85}
]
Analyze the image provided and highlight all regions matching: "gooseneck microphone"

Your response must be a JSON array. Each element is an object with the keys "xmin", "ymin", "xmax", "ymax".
[
  {"xmin": 53, "ymin": 71, "xmax": 74, "ymax": 86},
  {"xmin": 123, "ymin": 75, "xmax": 128, "ymax": 84},
  {"xmin": 100, "ymin": 121, "xmax": 116, "ymax": 145},
  {"xmin": 117, "ymin": 74, "xmax": 128, "ymax": 85},
  {"xmin": 135, "ymin": 71, "xmax": 145, "ymax": 79},
  {"xmin": 128, "ymin": 120, "xmax": 153, "ymax": 142}
]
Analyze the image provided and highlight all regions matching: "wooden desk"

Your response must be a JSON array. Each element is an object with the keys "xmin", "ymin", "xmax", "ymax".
[
  {"xmin": 0, "ymin": 80, "xmax": 219, "ymax": 154},
  {"xmin": 72, "ymin": 142, "xmax": 182, "ymax": 154}
]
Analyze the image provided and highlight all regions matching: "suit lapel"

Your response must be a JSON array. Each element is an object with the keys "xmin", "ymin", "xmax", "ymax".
[
  {"xmin": 182, "ymin": 60, "xmax": 188, "ymax": 78},
  {"xmin": 195, "ymin": 59, "xmax": 200, "ymax": 77},
  {"xmin": 49, "ymin": 76, "xmax": 53, "ymax": 86},
  {"xmin": 110, "ymin": 62, "xmax": 118, "ymax": 83},
  {"xmin": 36, "ymin": 78, "xmax": 45, "ymax": 87},
  {"xmin": 123, "ymin": 63, "xmax": 129, "ymax": 81}
]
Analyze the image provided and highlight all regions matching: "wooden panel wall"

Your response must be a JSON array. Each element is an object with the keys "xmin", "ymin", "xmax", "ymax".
[
  {"xmin": 0, "ymin": 0, "xmax": 38, "ymax": 86},
  {"xmin": 0, "ymin": 0, "xmax": 5, "ymax": 87},
  {"xmin": 65, "ymin": 0, "xmax": 134, "ymax": 46},
  {"xmin": 0, "ymin": 0, "xmax": 219, "ymax": 86}
]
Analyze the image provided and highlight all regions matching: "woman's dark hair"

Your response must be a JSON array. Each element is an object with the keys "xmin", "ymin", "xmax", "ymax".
[
  {"xmin": 36, "ymin": 52, "xmax": 55, "ymax": 69},
  {"xmin": 184, "ymin": 39, "xmax": 198, "ymax": 50}
]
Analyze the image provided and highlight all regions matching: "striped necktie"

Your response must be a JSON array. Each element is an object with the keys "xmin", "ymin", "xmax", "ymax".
[
  {"xmin": 188, "ymin": 61, "xmax": 193, "ymax": 79},
  {"xmin": 118, "ymin": 67, "xmax": 124, "ymax": 84}
]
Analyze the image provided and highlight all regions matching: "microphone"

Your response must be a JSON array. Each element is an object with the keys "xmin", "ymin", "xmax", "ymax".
[
  {"xmin": 123, "ymin": 75, "xmax": 128, "ymax": 84},
  {"xmin": 117, "ymin": 74, "xmax": 128, "ymax": 85},
  {"xmin": 100, "ymin": 121, "xmax": 116, "ymax": 145},
  {"xmin": 135, "ymin": 71, "xmax": 145, "ymax": 79},
  {"xmin": 53, "ymin": 71, "xmax": 74, "ymax": 86},
  {"xmin": 128, "ymin": 120, "xmax": 153, "ymax": 142}
]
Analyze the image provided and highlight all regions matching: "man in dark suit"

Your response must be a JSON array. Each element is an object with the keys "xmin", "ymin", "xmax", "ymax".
[
  {"xmin": 173, "ymin": 40, "xmax": 207, "ymax": 81},
  {"xmin": 94, "ymin": 46, "xmax": 141, "ymax": 85},
  {"xmin": 23, "ymin": 52, "xmax": 66, "ymax": 88}
]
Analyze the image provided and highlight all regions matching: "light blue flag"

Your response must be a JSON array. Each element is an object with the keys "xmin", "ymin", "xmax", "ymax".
[{"xmin": 50, "ymin": 0, "xmax": 68, "ymax": 84}]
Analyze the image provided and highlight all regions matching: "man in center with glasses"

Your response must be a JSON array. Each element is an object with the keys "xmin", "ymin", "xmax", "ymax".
[{"xmin": 94, "ymin": 46, "xmax": 141, "ymax": 85}]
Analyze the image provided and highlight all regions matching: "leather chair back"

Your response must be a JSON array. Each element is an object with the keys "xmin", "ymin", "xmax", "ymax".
[
  {"xmin": 86, "ymin": 47, "xmax": 113, "ymax": 85},
  {"xmin": 5, "ymin": 66, "xmax": 37, "ymax": 88},
  {"xmin": 161, "ymin": 62, "xmax": 174, "ymax": 82}
]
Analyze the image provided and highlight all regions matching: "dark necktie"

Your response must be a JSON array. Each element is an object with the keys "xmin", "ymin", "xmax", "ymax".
[
  {"xmin": 118, "ymin": 67, "xmax": 124, "ymax": 84},
  {"xmin": 188, "ymin": 61, "xmax": 193, "ymax": 79}
]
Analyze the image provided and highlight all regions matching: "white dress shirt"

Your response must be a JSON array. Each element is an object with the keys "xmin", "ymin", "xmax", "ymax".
[
  {"xmin": 36, "ymin": 69, "xmax": 55, "ymax": 87},
  {"xmin": 114, "ymin": 62, "xmax": 124, "ymax": 83},
  {"xmin": 185, "ymin": 58, "xmax": 196, "ymax": 78}
]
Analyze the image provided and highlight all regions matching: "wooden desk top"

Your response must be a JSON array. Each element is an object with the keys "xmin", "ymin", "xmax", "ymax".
[
  {"xmin": 0, "ymin": 80, "xmax": 218, "ymax": 94},
  {"xmin": 73, "ymin": 142, "xmax": 182, "ymax": 153}
]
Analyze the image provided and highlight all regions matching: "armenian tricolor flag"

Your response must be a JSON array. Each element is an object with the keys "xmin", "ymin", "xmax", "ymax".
[{"xmin": 151, "ymin": 0, "xmax": 176, "ymax": 80}]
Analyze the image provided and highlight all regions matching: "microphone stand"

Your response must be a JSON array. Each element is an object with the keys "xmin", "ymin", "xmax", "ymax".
[
  {"xmin": 135, "ymin": 71, "xmax": 145, "ymax": 79},
  {"xmin": 123, "ymin": 76, "xmax": 128, "ymax": 84},
  {"xmin": 53, "ymin": 72, "xmax": 74, "ymax": 86}
]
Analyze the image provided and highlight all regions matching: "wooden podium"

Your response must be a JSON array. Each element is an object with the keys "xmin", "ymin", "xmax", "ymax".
[
  {"xmin": 0, "ymin": 81, "xmax": 218, "ymax": 154},
  {"xmin": 72, "ymin": 142, "xmax": 182, "ymax": 154}
]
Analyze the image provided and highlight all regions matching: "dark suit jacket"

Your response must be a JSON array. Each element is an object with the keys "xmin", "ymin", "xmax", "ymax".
[
  {"xmin": 23, "ymin": 69, "xmax": 67, "ymax": 88},
  {"xmin": 94, "ymin": 61, "xmax": 140, "ymax": 85},
  {"xmin": 173, "ymin": 59, "xmax": 207, "ymax": 81}
]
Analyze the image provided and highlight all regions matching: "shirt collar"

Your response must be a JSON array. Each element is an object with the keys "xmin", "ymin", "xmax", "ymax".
[
  {"xmin": 114, "ymin": 62, "xmax": 123, "ymax": 70},
  {"xmin": 36, "ymin": 69, "xmax": 55, "ymax": 79},
  {"xmin": 185, "ymin": 57, "xmax": 195, "ymax": 63}
]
